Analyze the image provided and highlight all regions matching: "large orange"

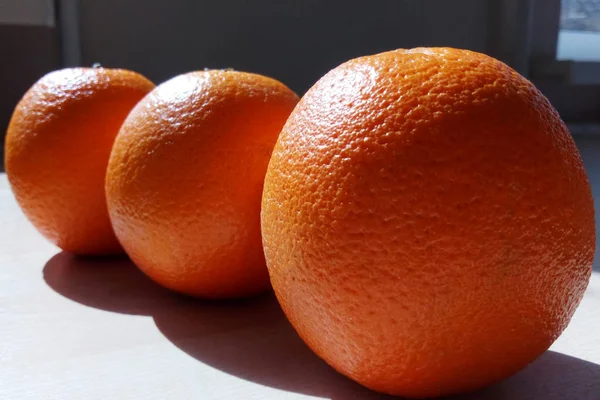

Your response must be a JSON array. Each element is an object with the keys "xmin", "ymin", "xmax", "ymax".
[
  {"xmin": 261, "ymin": 48, "xmax": 595, "ymax": 398},
  {"xmin": 106, "ymin": 70, "xmax": 298, "ymax": 298},
  {"xmin": 5, "ymin": 68, "xmax": 154, "ymax": 255}
]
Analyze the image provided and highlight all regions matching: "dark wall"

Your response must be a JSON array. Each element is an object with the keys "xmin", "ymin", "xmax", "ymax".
[
  {"xmin": 0, "ymin": 0, "xmax": 492, "ymax": 171},
  {"xmin": 79, "ymin": 0, "xmax": 490, "ymax": 93},
  {"xmin": 0, "ymin": 25, "xmax": 60, "ymax": 166}
]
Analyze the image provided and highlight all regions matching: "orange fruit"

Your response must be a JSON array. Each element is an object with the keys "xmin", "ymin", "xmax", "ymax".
[
  {"xmin": 5, "ymin": 68, "xmax": 154, "ymax": 255},
  {"xmin": 106, "ymin": 70, "xmax": 298, "ymax": 299},
  {"xmin": 261, "ymin": 48, "xmax": 595, "ymax": 398}
]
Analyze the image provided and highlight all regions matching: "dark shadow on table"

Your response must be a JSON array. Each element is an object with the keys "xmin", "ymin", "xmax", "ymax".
[
  {"xmin": 42, "ymin": 251, "xmax": 393, "ymax": 398},
  {"xmin": 152, "ymin": 293, "xmax": 394, "ymax": 400},
  {"xmin": 453, "ymin": 351, "xmax": 600, "ymax": 400},
  {"xmin": 44, "ymin": 251, "xmax": 600, "ymax": 399},
  {"xmin": 154, "ymin": 300, "xmax": 600, "ymax": 400},
  {"xmin": 43, "ymin": 251, "xmax": 178, "ymax": 315}
]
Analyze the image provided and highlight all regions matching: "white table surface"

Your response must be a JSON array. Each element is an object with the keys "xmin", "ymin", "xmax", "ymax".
[{"xmin": 2, "ymin": 138, "xmax": 600, "ymax": 400}]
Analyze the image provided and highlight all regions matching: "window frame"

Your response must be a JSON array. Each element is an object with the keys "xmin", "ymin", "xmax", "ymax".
[
  {"xmin": 526, "ymin": 0, "xmax": 600, "ymax": 125},
  {"xmin": 530, "ymin": 0, "xmax": 600, "ymax": 85}
]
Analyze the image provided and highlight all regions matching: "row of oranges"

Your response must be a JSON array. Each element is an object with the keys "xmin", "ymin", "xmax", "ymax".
[{"xmin": 5, "ymin": 47, "xmax": 595, "ymax": 398}]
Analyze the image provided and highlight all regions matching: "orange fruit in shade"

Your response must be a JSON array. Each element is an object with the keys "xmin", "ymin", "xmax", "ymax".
[
  {"xmin": 261, "ymin": 48, "xmax": 595, "ymax": 398},
  {"xmin": 106, "ymin": 70, "xmax": 299, "ymax": 299},
  {"xmin": 5, "ymin": 68, "xmax": 154, "ymax": 255}
]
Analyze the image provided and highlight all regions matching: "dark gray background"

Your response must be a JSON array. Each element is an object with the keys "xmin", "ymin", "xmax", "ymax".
[{"xmin": 1, "ymin": 0, "xmax": 597, "ymax": 165}]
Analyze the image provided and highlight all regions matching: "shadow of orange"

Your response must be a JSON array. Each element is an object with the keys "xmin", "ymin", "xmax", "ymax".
[
  {"xmin": 43, "ymin": 251, "xmax": 178, "ymax": 315},
  {"xmin": 44, "ymin": 251, "xmax": 600, "ymax": 399}
]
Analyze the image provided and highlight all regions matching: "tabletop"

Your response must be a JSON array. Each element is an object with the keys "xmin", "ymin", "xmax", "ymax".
[{"xmin": 2, "ymin": 137, "xmax": 600, "ymax": 400}]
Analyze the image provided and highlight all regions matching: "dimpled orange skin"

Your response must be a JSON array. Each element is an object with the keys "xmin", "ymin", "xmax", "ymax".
[
  {"xmin": 5, "ymin": 68, "xmax": 154, "ymax": 255},
  {"xmin": 261, "ymin": 48, "xmax": 595, "ymax": 398},
  {"xmin": 106, "ymin": 70, "xmax": 299, "ymax": 299}
]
